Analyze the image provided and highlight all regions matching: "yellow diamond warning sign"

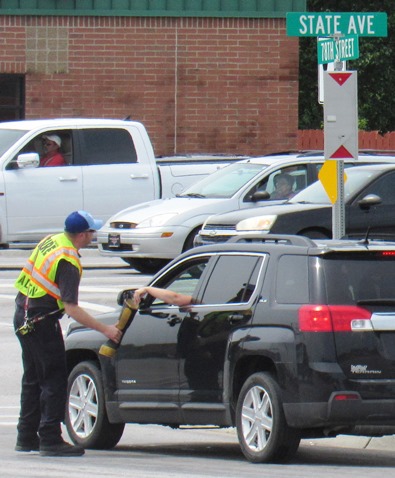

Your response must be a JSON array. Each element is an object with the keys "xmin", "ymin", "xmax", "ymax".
[{"xmin": 318, "ymin": 160, "xmax": 347, "ymax": 204}]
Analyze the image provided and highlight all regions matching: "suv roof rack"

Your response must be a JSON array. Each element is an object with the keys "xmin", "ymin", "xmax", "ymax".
[{"xmin": 228, "ymin": 234, "xmax": 315, "ymax": 247}]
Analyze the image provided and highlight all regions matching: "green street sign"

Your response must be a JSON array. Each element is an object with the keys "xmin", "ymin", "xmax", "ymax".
[
  {"xmin": 287, "ymin": 12, "xmax": 387, "ymax": 37},
  {"xmin": 317, "ymin": 35, "xmax": 359, "ymax": 64}
]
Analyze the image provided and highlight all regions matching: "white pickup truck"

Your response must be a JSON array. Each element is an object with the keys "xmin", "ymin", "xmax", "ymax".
[{"xmin": 0, "ymin": 118, "xmax": 240, "ymax": 247}]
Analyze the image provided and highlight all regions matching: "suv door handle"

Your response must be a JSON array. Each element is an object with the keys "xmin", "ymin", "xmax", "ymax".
[
  {"xmin": 167, "ymin": 315, "xmax": 182, "ymax": 326},
  {"xmin": 58, "ymin": 177, "xmax": 78, "ymax": 182}
]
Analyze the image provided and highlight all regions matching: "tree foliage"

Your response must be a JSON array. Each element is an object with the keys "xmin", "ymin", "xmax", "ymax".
[{"xmin": 299, "ymin": 0, "xmax": 395, "ymax": 133}]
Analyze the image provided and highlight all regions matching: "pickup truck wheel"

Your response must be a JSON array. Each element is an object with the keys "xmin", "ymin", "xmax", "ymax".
[
  {"xmin": 66, "ymin": 361, "xmax": 125, "ymax": 449},
  {"xmin": 122, "ymin": 258, "xmax": 169, "ymax": 274},
  {"xmin": 236, "ymin": 372, "xmax": 300, "ymax": 463}
]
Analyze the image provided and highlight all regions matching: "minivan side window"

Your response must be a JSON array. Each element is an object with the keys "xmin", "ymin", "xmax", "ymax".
[
  {"xmin": 76, "ymin": 128, "xmax": 137, "ymax": 165},
  {"xmin": 200, "ymin": 255, "xmax": 262, "ymax": 304}
]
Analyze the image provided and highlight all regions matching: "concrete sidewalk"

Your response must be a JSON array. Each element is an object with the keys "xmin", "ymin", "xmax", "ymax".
[{"xmin": 0, "ymin": 247, "xmax": 127, "ymax": 269}]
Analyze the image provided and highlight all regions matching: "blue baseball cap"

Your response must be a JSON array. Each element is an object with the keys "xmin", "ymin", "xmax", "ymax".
[{"xmin": 64, "ymin": 210, "xmax": 103, "ymax": 233}]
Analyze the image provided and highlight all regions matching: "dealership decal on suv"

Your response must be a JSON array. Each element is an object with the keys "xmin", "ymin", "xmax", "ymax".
[{"xmin": 350, "ymin": 365, "xmax": 382, "ymax": 374}]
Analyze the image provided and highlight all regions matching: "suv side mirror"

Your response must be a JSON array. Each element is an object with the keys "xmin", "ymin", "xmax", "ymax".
[
  {"xmin": 117, "ymin": 289, "xmax": 136, "ymax": 306},
  {"xmin": 16, "ymin": 153, "xmax": 40, "ymax": 169},
  {"xmin": 358, "ymin": 194, "xmax": 382, "ymax": 210}
]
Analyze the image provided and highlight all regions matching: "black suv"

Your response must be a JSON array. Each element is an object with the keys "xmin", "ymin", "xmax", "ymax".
[{"xmin": 65, "ymin": 235, "xmax": 395, "ymax": 463}]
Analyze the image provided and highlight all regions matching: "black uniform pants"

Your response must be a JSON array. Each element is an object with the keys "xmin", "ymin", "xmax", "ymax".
[{"xmin": 14, "ymin": 303, "xmax": 67, "ymax": 446}]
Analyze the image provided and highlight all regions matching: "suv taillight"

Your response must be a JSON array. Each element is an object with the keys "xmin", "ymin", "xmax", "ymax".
[{"xmin": 298, "ymin": 305, "xmax": 372, "ymax": 332}]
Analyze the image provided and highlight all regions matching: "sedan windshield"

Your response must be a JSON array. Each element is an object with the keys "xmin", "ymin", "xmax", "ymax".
[
  {"xmin": 0, "ymin": 129, "xmax": 27, "ymax": 157},
  {"xmin": 179, "ymin": 162, "xmax": 268, "ymax": 199},
  {"xmin": 289, "ymin": 168, "xmax": 380, "ymax": 205}
]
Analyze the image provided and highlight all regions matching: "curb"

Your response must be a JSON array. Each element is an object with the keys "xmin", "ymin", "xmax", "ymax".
[{"xmin": 0, "ymin": 248, "xmax": 127, "ymax": 270}]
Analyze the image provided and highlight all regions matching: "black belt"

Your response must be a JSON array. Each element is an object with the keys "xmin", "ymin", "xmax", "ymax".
[{"xmin": 16, "ymin": 308, "xmax": 64, "ymax": 336}]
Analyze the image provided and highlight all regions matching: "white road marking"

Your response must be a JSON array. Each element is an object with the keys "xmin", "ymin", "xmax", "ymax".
[
  {"xmin": 0, "ymin": 406, "xmax": 18, "ymax": 426},
  {"xmin": 0, "ymin": 295, "xmax": 115, "ymax": 313},
  {"xmin": 78, "ymin": 301, "xmax": 116, "ymax": 313}
]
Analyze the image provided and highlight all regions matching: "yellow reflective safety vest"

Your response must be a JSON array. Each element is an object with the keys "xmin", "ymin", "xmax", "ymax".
[{"xmin": 15, "ymin": 233, "xmax": 82, "ymax": 310}]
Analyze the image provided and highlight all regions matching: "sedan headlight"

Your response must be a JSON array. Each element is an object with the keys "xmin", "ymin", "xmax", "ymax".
[
  {"xmin": 236, "ymin": 215, "xmax": 277, "ymax": 232},
  {"xmin": 137, "ymin": 213, "xmax": 178, "ymax": 228}
]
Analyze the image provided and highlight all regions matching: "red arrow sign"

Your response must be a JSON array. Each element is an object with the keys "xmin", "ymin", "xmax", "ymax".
[
  {"xmin": 329, "ymin": 72, "xmax": 352, "ymax": 86},
  {"xmin": 330, "ymin": 145, "xmax": 354, "ymax": 158}
]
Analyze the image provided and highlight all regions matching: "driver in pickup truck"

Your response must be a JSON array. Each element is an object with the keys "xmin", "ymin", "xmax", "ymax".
[{"xmin": 40, "ymin": 134, "xmax": 66, "ymax": 167}]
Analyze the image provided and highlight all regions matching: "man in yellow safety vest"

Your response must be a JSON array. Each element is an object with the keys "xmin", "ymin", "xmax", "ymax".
[{"xmin": 13, "ymin": 210, "xmax": 121, "ymax": 457}]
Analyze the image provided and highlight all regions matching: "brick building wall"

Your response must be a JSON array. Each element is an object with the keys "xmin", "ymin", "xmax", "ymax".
[{"xmin": 0, "ymin": 15, "xmax": 300, "ymax": 156}]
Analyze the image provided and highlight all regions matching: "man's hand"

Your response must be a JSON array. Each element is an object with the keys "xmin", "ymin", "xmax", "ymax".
[
  {"xmin": 64, "ymin": 302, "xmax": 123, "ymax": 342},
  {"xmin": 104, "ymin": 324, "xmax": 122, "ymax": 343}
]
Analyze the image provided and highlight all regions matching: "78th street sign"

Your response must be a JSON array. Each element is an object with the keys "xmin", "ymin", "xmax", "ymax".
[
  {"xmin": 287, "ymin": 12, "xmax": 387, "ymax": 37},
  {"xmin": 318, "ymin": 36, "xmax": 359, "ymax": 64}
]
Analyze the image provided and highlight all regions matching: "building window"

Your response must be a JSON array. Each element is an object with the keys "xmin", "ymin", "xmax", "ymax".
[{"xmin": 0, "ymin": 75, "xmax": 25, "ymax": 122}]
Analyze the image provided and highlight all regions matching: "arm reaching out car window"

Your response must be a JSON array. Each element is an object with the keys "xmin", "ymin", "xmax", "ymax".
[{"xmin": 134, "ymin": 286, "xmax": 193, "ymax": 307}]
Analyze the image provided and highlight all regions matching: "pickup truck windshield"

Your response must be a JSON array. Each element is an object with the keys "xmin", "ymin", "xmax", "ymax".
[
  {"xmin": 179, "ymin": 162, "xmax": 268, "ymax": 199},
  {"xmin": 0, "ymin": 130, "xmax": 27, "ymax": 156}
]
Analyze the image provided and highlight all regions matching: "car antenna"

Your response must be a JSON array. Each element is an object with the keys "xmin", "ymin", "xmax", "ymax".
[{"xmin": 360, "ymin": 226, "xmax": 371, "ymax": 246}]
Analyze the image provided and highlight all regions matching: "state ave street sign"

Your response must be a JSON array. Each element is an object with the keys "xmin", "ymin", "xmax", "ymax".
[{"xmin": 287, "ymin": 12, "xmax": 387, "ymax": 37}]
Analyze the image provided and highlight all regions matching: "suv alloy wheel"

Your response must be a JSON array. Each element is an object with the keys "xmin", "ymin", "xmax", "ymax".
[
  {"xmin": 66, "ymin": 361, "xmax": 125, "ymax": 449},
  {"xmin": 236, "ymin": 372, "xmax": 301, "ymax": 463}
]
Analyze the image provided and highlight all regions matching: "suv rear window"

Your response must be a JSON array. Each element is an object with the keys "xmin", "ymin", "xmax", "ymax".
[
  {"xmin": 201, "ymin": 254, "xmax": 263, "ymax": 304},
  {"xmin": 322, "ymin": 252, "xmax": 395, "ymax": 304},
  {"xmin": 276, "ymin": 255, "xmax": 309, "ymax": 304}
]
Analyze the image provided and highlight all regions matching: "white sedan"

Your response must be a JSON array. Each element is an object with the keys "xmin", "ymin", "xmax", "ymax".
[{"xmin": 96, "ymin": 151, "xmax": 389, "ymax": 273}]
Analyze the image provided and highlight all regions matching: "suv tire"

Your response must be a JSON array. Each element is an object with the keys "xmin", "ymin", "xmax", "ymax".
[
  {"xmin": 65, "ymin": 361, "xmax": 125, "ymax": 449},
  {"xmin": 236, "ymin": 372, "xmax": 301, "ymax": 463}
]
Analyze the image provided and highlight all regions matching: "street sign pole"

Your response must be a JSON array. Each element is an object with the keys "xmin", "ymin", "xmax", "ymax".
[
  {"xmin": 333, "ymin": 160, "xmax": 345, "ymax": 239},
  {"xmin": 324, "ymin": 70, "xmax": 358, "ymax": 239}
]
